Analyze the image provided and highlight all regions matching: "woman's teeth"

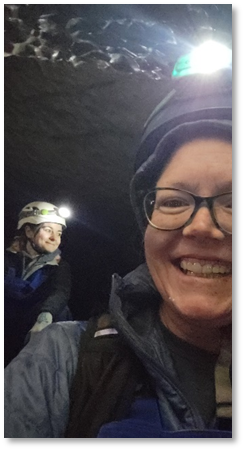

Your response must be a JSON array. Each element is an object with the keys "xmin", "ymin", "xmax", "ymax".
[{"xmin": 180, "ymin": 260, "xmax": 231, "ymax": 277}]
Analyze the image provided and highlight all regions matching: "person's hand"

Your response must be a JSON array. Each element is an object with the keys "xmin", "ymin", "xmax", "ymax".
[
  {"xmin": 24, "ymin": 312, "xmax": 53, "ymax": 345},
  {"xmin": 30, "ymin": 312, "xmax": 53, "ymax": 333}
]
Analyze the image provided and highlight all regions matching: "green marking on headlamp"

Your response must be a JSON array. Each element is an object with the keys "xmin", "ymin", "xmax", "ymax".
[
  {"xmin": 41, "ymin": 209, "xmax": 49, "ymax": 215},
  {"xmin": 172, "ymin": 53, "xmax": 193, "ymax": 78}
]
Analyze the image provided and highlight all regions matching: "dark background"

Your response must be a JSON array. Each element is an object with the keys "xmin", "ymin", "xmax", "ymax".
[{"xmin": 4, "ymin": 4, "xmax": 232, "ymax": 319}]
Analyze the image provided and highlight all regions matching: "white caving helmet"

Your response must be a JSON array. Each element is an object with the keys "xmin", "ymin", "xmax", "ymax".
[{"xmin": 17, "ymin": 201, "xmax": 67, "ymax": 230}]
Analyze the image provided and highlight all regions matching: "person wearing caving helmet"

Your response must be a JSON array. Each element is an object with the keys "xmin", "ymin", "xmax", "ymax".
[
  {"xmin": 16, "ymin": 201, "xmax": 67, "ymax": 253},
  {"xmin": 131, "ymin": 62, "xmax": 232, "ymax": 230},
  {"xmin": 4, "ymin": 201, "xmax": 72, "ymax": 367},
  {"xmin": 5, "ymin": 44, "xmax": 232, "ymax": 438}
]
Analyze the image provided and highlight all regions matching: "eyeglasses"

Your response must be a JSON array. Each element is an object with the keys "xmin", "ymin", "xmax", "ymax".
[{"xmin": 143, "ymin": 188, "xmax": 232, "ymax": 234}]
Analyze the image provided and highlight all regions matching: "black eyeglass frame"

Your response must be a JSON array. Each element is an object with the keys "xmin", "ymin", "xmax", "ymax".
[{"xmin": 143, "ymin": 188, "xmax": 232, "ymax": 234}]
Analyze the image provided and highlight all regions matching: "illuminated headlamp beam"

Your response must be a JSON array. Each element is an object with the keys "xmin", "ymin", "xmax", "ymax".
[
  {"xmin": 58, "ymin": 207, "xmax": 71, "ymax": 218},
  {"xmin": 172, "ymin": 40, "xmax": 232, "ymax": 78},
  {"xmin": 190, "ymin": 41, "xmax": 232, "ymax": 74}
]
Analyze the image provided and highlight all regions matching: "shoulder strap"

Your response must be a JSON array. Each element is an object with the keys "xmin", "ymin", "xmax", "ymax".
[{"xmin": 65, "ymin": 314, "xmax": 148, "ymax": 438}]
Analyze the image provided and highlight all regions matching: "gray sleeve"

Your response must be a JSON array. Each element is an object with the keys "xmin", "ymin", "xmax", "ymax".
[{"xmin": 4, "ymin": 321, "xmax": 86, "ymax": 438}]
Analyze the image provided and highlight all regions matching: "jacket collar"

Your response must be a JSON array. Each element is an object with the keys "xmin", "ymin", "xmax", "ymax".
[{"xmin": 109, "ymin": 263, "xmax": 206, "ymax": 431}]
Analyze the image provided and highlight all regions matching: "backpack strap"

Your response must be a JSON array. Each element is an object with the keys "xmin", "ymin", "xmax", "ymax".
[{"xmin": 65, "ymin": 313, "xmax": 150, "ymax": 438}]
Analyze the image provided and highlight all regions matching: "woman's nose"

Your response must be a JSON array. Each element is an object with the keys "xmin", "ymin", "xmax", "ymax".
[
  {"xmin": 182, "ymin": 206, "xmax": 225, "ymax": 240},
  {"xmin": 49, "ymin": 232, "xmax": 60, "ymax": 241}
]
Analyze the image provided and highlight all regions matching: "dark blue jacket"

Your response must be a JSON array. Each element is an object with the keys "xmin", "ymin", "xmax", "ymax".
[{"xmin": 4, "ymin": 247, "xmax": 72, "ymax": 366}]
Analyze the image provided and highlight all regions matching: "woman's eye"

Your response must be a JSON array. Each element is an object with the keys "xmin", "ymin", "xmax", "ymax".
[
  {"xmin": 162, "ymin": 199, "xmax": 187, "ymax": 207},
  {"xmin": 156, "ymin": 198, "xmax": 189, "ymax": 208},
  {"xmin": 43, "ymin": 227, "xmax": 52, "ymax": 233}
]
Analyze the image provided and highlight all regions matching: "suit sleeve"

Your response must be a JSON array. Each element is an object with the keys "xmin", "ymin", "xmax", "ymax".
[{"xmin": 38, "ymin": 259, "xmax": 72, "ymax": 320}]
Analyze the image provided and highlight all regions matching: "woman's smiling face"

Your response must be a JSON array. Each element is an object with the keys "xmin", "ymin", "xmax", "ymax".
[
  {"xmin": 25, "ymin": 222, "xmax": 62, "ymax": 254},
  {"xmin": 144, "ymin": 138, "xmax": 232, "ymax": 329}
]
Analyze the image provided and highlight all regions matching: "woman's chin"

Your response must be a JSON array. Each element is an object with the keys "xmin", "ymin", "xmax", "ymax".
[
  {"xmin": 164, "ymin": 290, "xmax": 232, "ymax": 326},
  {"xmin": 155, "ymin": 268, "xmax": 232, "ymax": 326}
]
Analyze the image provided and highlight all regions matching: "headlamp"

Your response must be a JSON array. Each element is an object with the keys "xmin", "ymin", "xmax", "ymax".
[
  {"xmin": 58, "ymin": 207, "xmax": 71, "ymax": 218},
  {"xmin": 172, "ymin": 41, "xmax": 232, "ymax": 78}
]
